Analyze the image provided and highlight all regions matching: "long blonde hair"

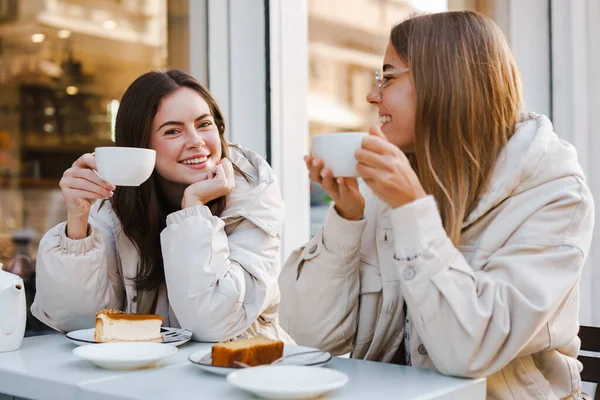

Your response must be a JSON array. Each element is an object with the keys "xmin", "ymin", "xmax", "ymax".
[{"xmin": 391, "ymin": 11, "xmax": 522, "ymax": 244}]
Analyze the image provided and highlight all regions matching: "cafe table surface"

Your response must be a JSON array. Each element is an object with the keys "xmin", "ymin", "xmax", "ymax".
[{"xmin": 0, "ymin": 334, "xmax": 486, "ymax": 400}]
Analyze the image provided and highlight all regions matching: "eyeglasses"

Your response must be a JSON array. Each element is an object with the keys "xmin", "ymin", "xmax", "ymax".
[{"xmin": 375, "ymin": 68, "xmax": 411, "ymax": 96}]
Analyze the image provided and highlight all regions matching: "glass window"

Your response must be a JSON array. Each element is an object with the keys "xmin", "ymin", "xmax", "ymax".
[
  {"xmin": 307, "ymin": 0, "xmax": 451, "ymax": 235},
  {"xmin": 0, "ymin": 0, "xmax": 192, "ymax": 270}
]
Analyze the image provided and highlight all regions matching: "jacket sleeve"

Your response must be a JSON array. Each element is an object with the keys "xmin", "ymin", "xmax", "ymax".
[
  {"xmin": 31, "ymin": 213, "xmax": 124, "ymax": 332},
  {"xmin": 160, "ymin": 205, "xmax": 283, "ymax": 342},
  {"xmin": 392, "ymin": 184, "xmax": 594, "ymax": 378},
  {"xmin": 279, "ymin": 206, "xmax": 367, "ymax": 355}
]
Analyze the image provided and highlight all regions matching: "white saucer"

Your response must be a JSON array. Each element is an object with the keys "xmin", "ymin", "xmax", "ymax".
[
  {"xmin": 188, "ymin": 344, "xmax": 332, "ymax": 376},
  {"xmin": 66, "ymin": 327, "xmax": 192, "ymax": 347},
  {"xmin": 227, "ymin": 365, "xmax": 348, "ymax": 399},
  {"xmin": 73, "ymin": 342, "xmax": 178, "ymax": 370}
]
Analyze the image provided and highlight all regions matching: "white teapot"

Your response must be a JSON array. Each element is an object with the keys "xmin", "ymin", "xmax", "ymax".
[{"xmin": 0, "ymin": 265, "xmax": 26, "ymax": 352}]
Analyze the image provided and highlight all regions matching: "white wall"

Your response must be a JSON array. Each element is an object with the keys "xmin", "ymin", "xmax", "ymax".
[
  {"xmin": 551, "ymin": 0, "xmax": 600, "ymax": 327},
  {"xmin": 205, "ymin": 0, "xmax": 268, "ymax": 157},
  {"xmin": 492, "ymin": 0, "xmax": 551, "ymax": 117},
  {"xmin": 268, "ymin": 0, "xmax": 311, "ymax": 260}
]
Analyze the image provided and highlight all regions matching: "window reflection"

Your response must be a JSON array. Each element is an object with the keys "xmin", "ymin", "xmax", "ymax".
[
  {"xmin": 0, "ymin": 0, "xmax": 179, "ymax": 270},
  {"xmin": 307, "ymin": 0, "xmax": 449, "ymax": 235}
]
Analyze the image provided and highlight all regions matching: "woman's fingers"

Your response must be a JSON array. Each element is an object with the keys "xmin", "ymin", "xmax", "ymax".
[
  {"xmin": 320, "ymin": 167, "xmax": 339, "ymax": 196},
  {"xmin": 83, "ymin": 153, "xmax": 113, "ymax": 187},
  {"xmin": 65, "ymin": 189, "xmax": 108, "ymax": 200},
  {"xmin": 307, "ymin": 156, "xmax": 360, "ymax": 202},
  {"xmin": 337, "ymin": 177, "xmax": 362, "ymax": 201},
  {"xmin": 340, "ymin": 177, "xmax": 360, "ymax": 193},
  {"xmin": 67, "ymin": 156, "xmax": 114, "ymax": 191},
  {"xmin": 356, "ymin": 162, "xmax": 380, "ymax": 182},
  {"xmin": 84, "ymin": 169, "xmax": 115, "ymax": 190},
  {"xmin": 336, "ymin": 177, "xmax": 351, "ymax": 198},
  {"xmin": 306, "ymin": 157, "xmax": 324, "ymax": 184},
  {"xmin": 215, "ymin": 163, "xmax": 235, "ymax": 191},
  {"xmin": 64, "ymin": 177, "xmax": 113, "ymax": 198},
  {"xmin": 219, "ymin": 158, "xmax": 234, "ymax": 181},
  {"xmin": 223, "ymin": 161, "xmax": 236, "ymax": 190},
  {"xmin": 214, "ymin": 164, "xmax": 226, "ymax": 181},
  {"xmin": 75, "ymin": 153, "xmax": 99, "ymax": 170},
  {"xmin": 362, "ymin": 177, "xmax": 376, "ymax": 189},
  {"xmin": 355, "ymin": 148, "xmax": 390, "ymax": 170},
  {"xmin": 61, "ymin": 176, "xmax": 113, "ymax": 198},
  {"xmin": 367, "ymin": 124, "xmax": 387, "ymax": 139},
  {"xmin": 361, "ymin": 135, "xmax": 400, "ymax": 156}
]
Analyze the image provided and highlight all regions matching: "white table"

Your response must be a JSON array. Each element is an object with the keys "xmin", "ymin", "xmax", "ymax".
[{"xmin": 0, "ymin": 334, "xmax": 486, "ymax": 399}]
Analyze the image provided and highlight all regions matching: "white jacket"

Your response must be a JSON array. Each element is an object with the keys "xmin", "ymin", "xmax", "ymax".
[
  {"xmin": 279, "ymin": 113, "xmax": 594, "ymax": 399},
  {"xmin": 32, "ymin": 145, "xmax": 293, "ymax": 343}
]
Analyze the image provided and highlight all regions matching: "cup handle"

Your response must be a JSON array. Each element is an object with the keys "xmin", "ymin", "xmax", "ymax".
[{"xmin": 92, "ymin": 169, "xmax": 109, "ymax": 184}]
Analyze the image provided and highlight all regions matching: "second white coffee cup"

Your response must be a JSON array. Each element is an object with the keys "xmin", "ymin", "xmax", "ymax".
[
  {"xmin": 94, "ymin": 147, "xmax": 156, "ymax": 186},
  {"xmin": 311, "ymin": 132, "xmax": 368, "ymax": 178}
]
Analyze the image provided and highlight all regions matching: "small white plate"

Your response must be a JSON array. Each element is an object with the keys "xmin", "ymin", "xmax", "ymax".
[
  {"xmin": 227, "ymin": 365, "xmax": 348, "ymax": 399},
  {"xmin": 188, "ymin": 344, "xmax": 332, "ymax": 376},
  {"xmin": 72, "ymin": 342, "xmax": 178, "ymax": 370},
  {"xmin": 66, "ymin": 327, "xmax": 192, "ymax": 347}
]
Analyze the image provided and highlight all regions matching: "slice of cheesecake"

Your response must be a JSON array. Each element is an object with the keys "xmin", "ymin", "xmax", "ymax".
[
  {"xmin": 211, "ymin": 337, "xmax": 284, "ymax": 367},
  {"xmin": 94, "ymin": 308, "xmax": 163, "ymax": 343}
]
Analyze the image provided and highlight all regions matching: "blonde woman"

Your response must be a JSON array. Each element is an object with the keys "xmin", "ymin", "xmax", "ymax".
[{"xmin": 279, "ymin": 11, "xmax": 594, "ymax": 400}]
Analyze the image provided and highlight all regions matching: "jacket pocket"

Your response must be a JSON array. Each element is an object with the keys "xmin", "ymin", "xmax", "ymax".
[{"xmin": 355, "ymin": 261, "xmax": 382, "ymax": 345}]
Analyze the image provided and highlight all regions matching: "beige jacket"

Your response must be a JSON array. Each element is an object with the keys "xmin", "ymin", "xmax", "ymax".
[
  {"xmin": 279, "ymin": 113, "xmax": 594, "ymax": 399},
  {"xmin": 32, "ymin": 145, "xmax": 293, "ymax": 343}
]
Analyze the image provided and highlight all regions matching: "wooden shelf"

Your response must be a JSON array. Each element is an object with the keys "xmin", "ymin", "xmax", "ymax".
[
  {"xmin": 21, "ymin": 141, "xmax": 114, "ymax": 154},
  {"xmin": 0, "ymin": 176, "xmax": 60, "ymax": 188}
]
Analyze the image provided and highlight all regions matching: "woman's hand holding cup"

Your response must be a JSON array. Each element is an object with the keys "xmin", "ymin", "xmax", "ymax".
[
  {"xmin": 355, "ymin": 126, "xmax": 426, "ymax": 209},
  {"xmin": 305, "ymin": 155, "xmax": 365, "ymax": 221},
  {"xmin": 59, "ymin": 153, "xmax": 116, "ymax": 239}
]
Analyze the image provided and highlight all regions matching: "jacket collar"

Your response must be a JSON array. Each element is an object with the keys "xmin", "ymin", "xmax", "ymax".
[
  {"xmin": 221, "ymin": 144, "xmax": 285, "ymax": 238},
  {"xmin": 462, "ymin": 112, "xmax": 584, "ymax": 229}
]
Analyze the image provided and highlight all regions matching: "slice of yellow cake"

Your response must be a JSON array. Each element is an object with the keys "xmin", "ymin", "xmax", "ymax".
[
  {"xmin": 212, "ymin": 337, "xmax": 284, "ymax": 367},
  {"xmin": 94, "ymin": 308, "xmax": 163, "ymax": 343}
]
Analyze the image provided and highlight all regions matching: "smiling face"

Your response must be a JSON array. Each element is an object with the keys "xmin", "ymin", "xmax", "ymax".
[
  {"xmin": 149, "ymin": 87, "xmax": 223, "ymax": 185},
  {"xmin": 366, "ymin": 42, "xmax": 417, "ymax": 152}
]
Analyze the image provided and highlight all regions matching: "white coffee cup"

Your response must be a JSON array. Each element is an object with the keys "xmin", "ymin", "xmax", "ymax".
[
  {"xmin": 311, "ymin": 132, "xmax": 368, "ymax": 177},
  {"xmin": 94, "ymin": 147, "xmax": 156, "ymax": 186}
]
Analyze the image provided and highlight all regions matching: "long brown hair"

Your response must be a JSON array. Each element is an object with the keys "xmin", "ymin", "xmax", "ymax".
[
  {"xmin": 110, "ymin": 69, "xmax": 249, "ymax": 291},
  {"xmin": 390, "ymin": 11, "xmax": 522, "ymax": 244}
]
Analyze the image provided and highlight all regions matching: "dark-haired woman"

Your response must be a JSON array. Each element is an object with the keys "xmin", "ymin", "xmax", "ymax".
[{"xmin": 32, "ymin": 69, "xmax": 293, "ymax": 343}]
